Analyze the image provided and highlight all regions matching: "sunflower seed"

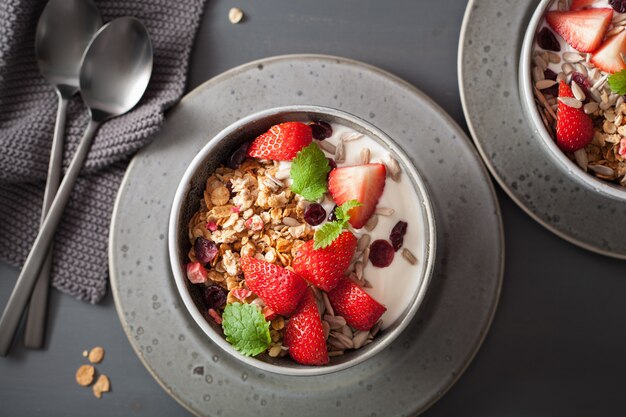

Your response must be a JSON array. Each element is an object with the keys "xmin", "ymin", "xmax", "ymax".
[
  {"xmin": 558, "ymin": 97, "xmax": 583, "ymax": 109},
  {"xmin": 370, "ymin": 320, "xmax": 382, "ymax": 338},
  {"xmin": 536, "ymin": 79, "xmax": 557, "ymax": 90},
  {"xmin": 561, "ymin": 62, "xmax": 574, "ymax": 74},
  {"xmin": 328, "ymin": 350, "xmax": 345, "ymax": 357},
  {"xmin": 402, "ymin": 248, "xmax": 417, "ymax": 265},
  {"xmin": 328, "ymin": 337, "xmax": 348, "ymax": 350},
  {"xmin": 574, "ymin": 149, "xmax": 588, "ymax": 170},
  {"xmin": 334, "ymin": 139, "xmax": 345, "ymax": 163},
  {"xmin": 556, "ymin": 72, "xmax": 567, "ymax": 82},
  {"xmin": 353, "ymin": 330, "xmax": 370, "ymax": 349},
  {"xmin": 324, "ymin": 315, "xmax": 347, "ymax": 329},
  {"xmin": 534, "ymin": 55, "xmax": 548, "ymax": 70},
  {"xmin": 571, "ymin": 81, "xmax": 586, "ymax": 101},
  {"xmin": 583, "ymin": 102, "xmax": 599, "ymax": 114},
  {"xmin": 357, "ymin": 234, "xmax": 371, "ymax": 251},
  {"xmin": 533, "ymin": 66, "xmax": 545, "ymax": 82},
  {"xmin": 589, "ymin": 164, "xmax": 615, "ymax": 177},
  {"xmin": 375, "ymin": 207, "xmax": 394, "ymax": 216},
  {"xmin": 322, "ymin": 292, "xmax": 334, "ymax": 316},
  {"xmin": 385, "ymin": 155, "xmax": 402, "ymax": 181},
  {"xmin": 282, "ymin": 217, "xmax": 300, "ymax": 227},
  {"xmin": 360, "ymin": 147, "xmax": 371, "ymax": 164},
  {"xmin": 592, "ymin": 74, "xmax": 609, "ymax": 91},
  {"xmin": 341, "ymin": 325, "xmax": 353, "ymax": 338},
  {"xmin": 318, "ymin": 140, "xmax": 336, "ymax": 154},
  {"xmin": 547, "ymin": 52, "xmax": 561, "ymax": 64},
  {"xmin": 563, "ymin": 52, "xmax": 583, "ymax": 63},
  {"xmin": 355, "ymin": 261, "xmax": 364, "ymax": 280},
  {"xmin": 362, "ymin": 247, "xmax": 370, "ymax": 265},
  {"xmin": 330, "ymin": 331, "xmax": 354, "ymax": 349},
  {"xmin": 341, "ymin": 131, "xmax": 364, "ymax": 142},
  {"xmin": 364, "ymin": 214, "xmax": 378, "ymax": 231}
]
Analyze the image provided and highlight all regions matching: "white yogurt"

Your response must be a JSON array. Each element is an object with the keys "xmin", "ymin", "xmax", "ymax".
[{"xmin": 278, "ymin": 123, "xmax": 427, "ymax": 328}]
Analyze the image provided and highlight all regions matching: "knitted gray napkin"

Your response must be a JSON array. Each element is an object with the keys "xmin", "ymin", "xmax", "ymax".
[{"xmin": 0, "ymin": 0, "xmax": 207, "ymax": 303}]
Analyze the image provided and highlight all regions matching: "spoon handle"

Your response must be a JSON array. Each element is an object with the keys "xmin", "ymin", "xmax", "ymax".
[
  {"xmin": 0, "ymin": 119, "xmax": 100, "ymax": 356},
  {"xmin": 23, "ymin": 95, "xmax": 69, "ymax": 349}
]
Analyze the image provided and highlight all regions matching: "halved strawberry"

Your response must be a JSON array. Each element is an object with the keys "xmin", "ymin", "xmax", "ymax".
[
  {"xmin": 292, "ymin": 231, "xmax": 357, "ymax": 292},
  {"xmin": 546, "ymin": 8, "xmax": 613, "ymax": 52},
  {"xmin": 247, "ymin": 122, "xmax": 312, "ymax": 161},
  {"xmin": 590, "ymin": 31, "xmax": 626, "ymax": 73},
  {"xmin": 327, "ymin": 163, "xmax": 386, "ymax": 229},
  {"xmin": 556, "ymin": 81, "xmax": 594, "ymax": 152},
  {"xmin": 240, "ymin": 256, "xmax": 307, "ymax": 316},
  {"xmin": 327, "ymin": 278, "xmax": 386, "ymax": 331},
  {"xmin": 284, "ymin": 288, "xmax": 329, "ymax": 365},
  {"xmin": 570, "ymin": 0, "xmax": 602, "ymax": 10}
]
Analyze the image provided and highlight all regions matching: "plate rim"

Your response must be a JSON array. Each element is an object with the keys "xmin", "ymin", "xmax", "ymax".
[
  {"xmin": 458, "ymin": 0, "xmax": 626, "ymax": 260},
  {"xmin": 110, "ymin": 53, "xmax": 505, "ymax": 416}
]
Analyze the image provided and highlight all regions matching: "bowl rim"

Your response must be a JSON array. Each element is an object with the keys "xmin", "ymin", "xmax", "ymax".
[
  {"xmin": 167, "ymin": 104, "xmax": 437, "ymax": 376},
  {"xmin": 519, "ymin": 0, "xmax": 626, "ymax": 201}
]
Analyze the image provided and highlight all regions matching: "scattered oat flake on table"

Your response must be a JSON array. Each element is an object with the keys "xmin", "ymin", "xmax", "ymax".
[
  {"xmin": 82, "ymin": 350, "xmax": 88, "ymax": 357},
  {"xmin": 92, "ymin": 374, "xmax": 110, "ymax": 399},
  {"xmin": 88, "ymin": 346, "xmax": 105, "ymax": 364},
  {"xmin": 75, "ymin": 364, "xmax": 95, "ymax": 386},
  {"xmin": 229, "ymin": 7, "xmax": 243, "ymax": 24}
]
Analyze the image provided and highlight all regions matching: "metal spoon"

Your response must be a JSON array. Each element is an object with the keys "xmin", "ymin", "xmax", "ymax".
[
  {"xmin": 0, "ymin": 17, "xmax": 153, "ymax": 356},
  {"xmin": 24, "ymin": 0, "xmax": 102, "ymax": 349}
]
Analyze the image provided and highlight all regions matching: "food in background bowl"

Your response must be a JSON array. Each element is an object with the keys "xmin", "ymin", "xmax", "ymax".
[
  {"xmin": 527, "ymin": 0, "xmax": 626, "ymax": 188},
  {"xmin": 169, "ymin": 106, "xmax": 436, "ymax": 376}
]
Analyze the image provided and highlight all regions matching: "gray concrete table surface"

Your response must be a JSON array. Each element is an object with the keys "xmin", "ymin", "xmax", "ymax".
[{"xmin": 1, "ymin": 0, "xmax": 625, "ymax": 416}]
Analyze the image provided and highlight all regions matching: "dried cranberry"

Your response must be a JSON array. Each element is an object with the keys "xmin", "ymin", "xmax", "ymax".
[
  {"xmin": 610, "ymin": 0, "xmax": 626, "ymax": 13},
  {"xmin": 310, "ymin": 121, "xmax": 332, "ymax": 140},
  {"xmin": 203, "ymin": 285, "xmax": 227, "ymax": 310},
  {"xmin": 389, "ymin": 221, "xmax": 408, "ymax": 251},
  {"xmin": 327, "ymin": 158, "xmax": 337, "ymax": 170},
  {"xmin": 304, "ymin": 203, "xmax": 326, "ymax": 226},
  {"xmin": 328, "ymin": 205, "xmax": 338, "ymax": 222},
  {"xmin": 227, "ymin": 141, "xmax": 249, "ymax": 169},
  {"xmin": 536, "ymin": 27, "xmax": 560, "ymax": 52},
  {"xmin": 194, "ymin": 237, "xmax": 218, "ymax": 264},
  {"xmin": 543, "ymin": 68, "xmax": 558, "ymax": 81},
  {"xmin": 369, "ymin": 240, "xmax": 395, "ymax": 268},
  {"xmin": 571, "ymin": 72, "xmax": 591, "ymax": 99}
]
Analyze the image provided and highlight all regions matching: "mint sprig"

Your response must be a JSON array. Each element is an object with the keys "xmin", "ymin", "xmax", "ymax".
[
  {"xmin": 290, "ymin": 143, "xmax": 331, "ymax": 201},
  {"xmin": 222, "ymin": 303, "xmax": 271, "ymax": 356},
  {"xmin": 608, "ymin": 69, "xmax": 626, "ymax": 95},
  {"xmin": 313, "ymin": 200, "xmax": 361, "ymax": 249}
]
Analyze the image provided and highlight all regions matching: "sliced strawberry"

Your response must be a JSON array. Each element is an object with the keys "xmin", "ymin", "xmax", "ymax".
[
  {"xmin": 292, "ymin": 231, "xmax": 357, "ymax": 292},
  {"xmin": 327, "ymin": 278, "xmax": 386, "ymax": 331},
  {"xmin": 247, "ymin": 122, "xmax": 312, "ymax": 161},
  {"xmin": 546, "ymin": 8, "xmax": 613, "ymax": 52},
  {"xmin": 284, "ymin": 288, "xmax": 329, "ymax": 365},
  {"xmin": 570, "ymin": 0, "xmax": 602, "ymax": 10},
  {"xmin": 590, "ymin": 31, "xmax": 626, "ymax": 73},
  {"xmin": 327, "ymin": 163, "xmax": 386, "ymax": 229},
  {"xmin": 240, "ymin": 256, "xmax": 307, "ymax": 316},
  {"xmin": 556, "ymin": 81, "xmax": 594, "ymax": 152},
  {"xmin": 186, "ymin": 262, "xmax": 208, "ymax": 284}
]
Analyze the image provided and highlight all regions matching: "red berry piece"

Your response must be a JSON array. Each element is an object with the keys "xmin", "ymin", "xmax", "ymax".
[
  {"xmin": 537, "ymin": 27, "xmax": 561, "ymax": 52},
  {"xmin": 570, "ymin": 72, "xmax": 591, "ymax": 99},
  {"xmin": 186, "ymin": 262, "xmax": 208, "ymax": 284},
  {"xmin": 203, "ymin": 285, "xmax": 227, "ymax": 310},
  {"xmin": 389, "ymin": 221, "xmax": 408, "ymax": 251},
  {"xmin": 309, "ymin": 121, "xmax": 332, "ymax": 140},
  {"xmin": 369, "ymin": 240, "xmax": 395, "ymax": 268},
  {"xmin": 304, "ymin": 203, "xmax": 326, "ymax": 226},
  {"xmin": 227, "ymin": 141, "xmax": 250, "ymax": 169},
  {"xmin": 194, "ymin": 237, "xmax": 218, "ymax": 264},
  {"xmin": 610, "ymin": 0, "xmax": 626, "ymax": 13}
]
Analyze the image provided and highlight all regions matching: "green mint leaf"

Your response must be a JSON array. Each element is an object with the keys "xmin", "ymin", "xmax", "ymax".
[
  {"xmin": 290, "ymin": 143, "xmax": 330, "ymax": 201},
  {"xmin": 335, "ymin": 200, "xmax": 361, "ymax": 224},
  {"xmin": 313, "ymin": 201, "xmax": 361, "ymax": 249},
  {"xmin": 313, "ymin": 221, "xmax": 344, "ymax": 249},
  {"xmin": 608, "ymin": 70, "xmax": 626, "ymax": 95},
  {"xmin": 222, "ymin": 303, "xmax": 271, "ymax": 356}
]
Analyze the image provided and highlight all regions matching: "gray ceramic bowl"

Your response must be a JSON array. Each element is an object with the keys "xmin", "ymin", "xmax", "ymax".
[
  {"xmin": 168, "ymin": 105, "xmax": 436, "ymax": 376},
  {"xmin": 519, "ymin": 0, "xmax": 626, "ymax": 201}
]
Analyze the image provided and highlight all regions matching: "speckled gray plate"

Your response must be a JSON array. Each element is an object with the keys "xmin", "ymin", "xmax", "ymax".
[
  {"xmin": 109, "ymin": 54, "xmax": 504, "ymax": 417},
  {"xmin": 459, "ymin": 0, "xmax": 626, "ymax": 259}
]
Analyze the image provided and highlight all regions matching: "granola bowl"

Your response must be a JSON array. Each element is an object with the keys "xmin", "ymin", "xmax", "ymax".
[
  {"xmin": 168, "ymin": 105, "xmax": 436, "ymax": 376},
  {"xmin": 520, "ymin": 0, "xmax": 626, "ymax": 200}
]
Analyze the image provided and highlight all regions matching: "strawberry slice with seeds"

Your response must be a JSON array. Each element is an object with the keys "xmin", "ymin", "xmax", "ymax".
[
  {"xmin": 556, "ymin": 81, "xmax": 594, "ymax": 152},
  {"xmin": 590, "ymin": 31, "xmax": 626, "ymax": 73},
  {"xmin": 328, "ymin": 278, "xmax": 386, "ymax": 331},
  {"xmin": 247, "ymin": 122, "xmax": 313, "ymax": 161},
  {"xmin": 546, "ymin": 8, "xmax": 613, "ymax": 53},
  {"xmin": 240, "ymin": 256, "xmax": 307, "ymax": 316},
  {"xmin": 328, "ymin": 163, "xmax": 386, "ymax": 229},
  {"xmin": 284, "ymin": 288, "xmax": 329, "ymax": 365},
  {"xmin": 292, "ymin": 231, "xmax": 357, "ymax": 292}
]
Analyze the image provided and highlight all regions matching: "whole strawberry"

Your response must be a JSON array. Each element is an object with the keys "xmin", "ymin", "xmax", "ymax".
[
  {"xmin": 284, "ymin": 288, "xmax": 329, "ymax": 366},
  {"xmin": 328, "ymin": 278, "xmax": 386, "ymax": 331},
  {"xmin": 556, "ymin": 81, "xmax": 594, "ymax": 152},
  {"xmin": 240, "ymin": 256, "xmax": 307, "ymax": 316},
  {"xmin": 247, "ymin": 122, "xmax": 313, "ymax": 161},
  {"xmin": 292, "ymin": 231, "xmax": 357, "ymax": 292}
]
